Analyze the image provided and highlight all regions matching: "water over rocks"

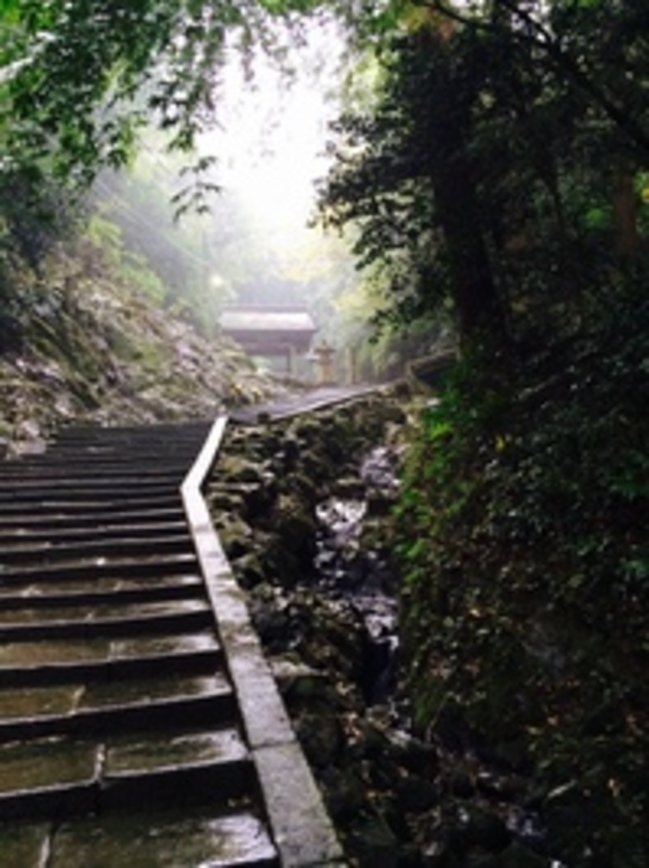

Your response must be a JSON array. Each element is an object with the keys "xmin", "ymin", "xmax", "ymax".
[{"xmin": 208, "ymin": 391, "xmax": 554, "ymax": 866}]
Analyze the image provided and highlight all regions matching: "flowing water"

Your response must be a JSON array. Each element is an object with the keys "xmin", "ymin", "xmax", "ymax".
[
  {"xmin": 313, "ymin": 444, "xmax": 564, "ymax": 864},
  {"xmin": 314, "ymin": 445, "xmax": 400, "ymax": 704}
]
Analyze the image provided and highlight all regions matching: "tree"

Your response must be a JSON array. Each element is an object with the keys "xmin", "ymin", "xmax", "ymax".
[
  {"xmin": 0, "ymin": 0, "xmax": 363, "ymax": 189},
  {"xmin": 319, "ymin": 18, "xmax": 508, "ymax": 344},
  {"xmin": 318, "ymin": 0, "xmax": 649, "ymax": 346}
]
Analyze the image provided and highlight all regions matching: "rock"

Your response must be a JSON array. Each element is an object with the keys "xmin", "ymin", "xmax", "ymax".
[
  {"xmin": 365, "ymin": 490, "xmax": 396, "ymax": 517},
  {"xmin": 497, "ymin": 843, "xmax": 547, "ymax": 867},
  {"xmin": 347, "ymin": 815, "xmax": 401, "ymax": 868},
  {"xmin": 331, "ymin": 476, "xmax": 366, "ymax": 499},
  {"xmin": 13, "ymin": 437, "xmax": 47, "ymax": 456},
  {"xmin": 476, "ymin": 770, "xmax": 526, "ymax": 801},
  {"xmin": 450, "ymin": 772, "xmax": 476, "ymax": 799},
  {"xmin": 300, "ymin": 448, "xmax": 335, "ymax": 485},
  {"xmin": 295, "ymin": 712, "xmax": 344, "ymax": 768},
  {"xmin": 231, "ymin": 478, "xmax": 277, "ymax": 521},
  {"xmin": 277, "ymin": 433, "xmax": 301, "ymax": 471},
  {"xmin": 218, "ymin": 455, "xmax": 269, "ymax": 485},
  {"xmin": 320, "ymin": 767, "xmax": 367, "ymax": 821},
  {"xmin": 270, "ymin": 657, "xmax": 332, "ymax": 702},
  {"xmin": 212, "ymin": 513, "xmax": 253, "ymax": 559},
  {"xmin": 463, "ymin": 807, "xmax": 512, "ymax": 853},
  {"xmin": 270, "ymin": 493, "xmax": 317, "ymax": 559},
  {"xmin": 249, "ymin": 603, "xmax": 291, "ymax": 649},
  {"xmin": 231, "ymin": 552, "xmax": 266, "ymax": 589},
  {"xmin": 15, "ymin": 418, "xmax": 41, "ymax": 441},
  {"xmin": 203, "ymin": 391, "xmax": 440, "ymax": 864},
  {"xmin": 396, "ymin": 774, "xmax": 438, "ymax": 813},
  {"xmin": 207, "ymin": 488, "xmax": 246, "ymax": 514}
]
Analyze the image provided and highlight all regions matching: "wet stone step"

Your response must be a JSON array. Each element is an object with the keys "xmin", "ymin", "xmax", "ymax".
[
  {"xmin": 0, "ymin": 462, "xmax": 193, "ymax": 479},
  {"xmin": 0, "ymin": 573, "xmax": 204, "ymax": 610},
  {"xmin": 46, "ymin": 437, "xmax": 197, "ymax": 448},
  {"xmin": 48, "ymin": 435, "xmax": 209, "ymax": 451},
  {"xmin": 0, "ymin": 476, "xmax": 183, "ymax": 494},
  {"xmin": 43, "ymin": 449, "xmax": 202, "ymax": 463},
  {"xmin": 0, "ymin": 630, "xmax": 219, "ymax": 671},
  {"xmin": 0, "ymin": 822, "xmax": 51, "ymax": 866},
  {"xmin": 81, "ymin": 673, "xmax": 228, "ymax": 709},
  {"xmin": 0, "ymin": 494, "xmax": 184, "ymax": 515},
  {"xmin": 0, "ymin": 600, "xmax": 214, "ymax": 641},
  {"xmin": 0, "ymin": 736, "xmax": 98, "ymax": 796},
  {"xmin": 0, "ymin": 781, "xmax": 96, "ymax": 823},
  {"xmin": 101, "ymin": 727, "xmax": 255, "ymax": 810},
  {"xmin": 0, "ymin": 632, "xmax": 222, "ymax": 687},
  {"xmin": 48, "ymin": 809, "xmax": 277, "ymax": 868},
  {"xmin": 0, "ymin": 598, "xmax": 208, "ymax": 623},
  {"xmin": 52, "ymin": 421, "xmax": 211, "ymax": 439},
  {"xmin": 0, "ymin": 485, "xmax": 183, "ymax": 505},
  {"xmin": 0, "ymin": 552, "xmax": 200, "ymax": 585},
  {"xmin": 0, "ymin": 674, "xmax": 232, "ymax": 719},
  {"xmin": 0, "ymin": 519, "xmax": 190, "ymax": 546},
  {"xmin": 0, "ymin": 533, "xmax": 193, "ymax": 565},
  {"xmin": 0, "ymin": 506, "xmax": 186, "ymax": 532},
  {"xmin": 0, "ymin": 727, "xmax": 254, "ymax": 821},
  {"xmin": 105, "ymin": 726, "xmax": 249, "ymax": 776},
  {"xmin": 44, "ymin": 445, "xmax": 207, "ymax": 462},
  {"xmin": 0, "ymin": 676, "xmax": 236, "ymax": 740}
]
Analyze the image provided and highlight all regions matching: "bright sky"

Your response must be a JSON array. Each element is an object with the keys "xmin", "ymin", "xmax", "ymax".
[{"xmin": 207, "ymin": 18, "xmax": 344, "ymax": 232}]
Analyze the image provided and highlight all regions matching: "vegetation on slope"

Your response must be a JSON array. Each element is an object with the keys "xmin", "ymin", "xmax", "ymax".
[
  {"xmin": 0, "ymin": 234, "xmax": 274, "ymax": 452},
  {"xmin": 320, "ymin": 9, "xmax": 649, "ymax": 859},
  {"xmin": 396, "ymin": 281, "xmax": 649, "ymax": 866}
]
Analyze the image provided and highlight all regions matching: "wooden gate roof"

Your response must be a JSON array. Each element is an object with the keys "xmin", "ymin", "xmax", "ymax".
[{"xmin": 219, "ymin": 306, "xmax": 317, "ymax": 355}]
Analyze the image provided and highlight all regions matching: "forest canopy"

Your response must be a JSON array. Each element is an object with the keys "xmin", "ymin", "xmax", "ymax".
[{"xmin": 4, "ymin": 0, "xmax": 649, "ymax": 346}]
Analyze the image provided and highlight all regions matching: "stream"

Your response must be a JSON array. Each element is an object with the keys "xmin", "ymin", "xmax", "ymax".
[
  {"xmin": 312, "ymin": 444, "xmax": 563, "ymax": 867},
  {"xmin": 315, "ymin": 445, "xmax": 400, "ymax": 704}
]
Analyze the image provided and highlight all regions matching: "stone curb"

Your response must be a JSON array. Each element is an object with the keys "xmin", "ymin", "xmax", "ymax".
[{"xmin": 181, "ymin": 415, "xmax": 345, "ymax": 867}]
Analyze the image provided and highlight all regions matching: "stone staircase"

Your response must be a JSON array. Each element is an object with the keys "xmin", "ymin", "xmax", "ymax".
[{"xmin": 0, "ymin": 421, "xmax": 341, "ymax": 866}]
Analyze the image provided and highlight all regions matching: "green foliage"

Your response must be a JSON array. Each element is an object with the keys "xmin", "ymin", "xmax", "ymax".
[
  {"xmin": 396, "ymin": 276, "xmax": 649, "ymax": 865},
  {"xmin": 86, "ymin": 215, "xmax": 167, "ymax": 306},
  {"xmin": 319, "ymin": 0, "xmax": 649, "ymax": 344},
  {"xmin": 0, "ymin": 0, "xmax": 333, "ymax": 186},
  {"xmin": 0, "ymin": 168, "xmax": 85, "ymax": 351}
]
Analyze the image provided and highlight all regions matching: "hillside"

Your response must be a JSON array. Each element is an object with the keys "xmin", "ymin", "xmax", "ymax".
[
  {"xmin": 396, "ymin": 299, "xmax": 649, "ymax": 866},
  {"xmin": 0, "ymin": 238, "xmax": 279, "ymax": 454}
]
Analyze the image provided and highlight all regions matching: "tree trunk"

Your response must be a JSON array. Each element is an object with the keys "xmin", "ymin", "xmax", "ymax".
[
  {"xmin": 612, "ymin": 167, "xmax": 640, "ymax": 259},
  {"xmin": 422, "ymin": 32, "xmax": 507, "ymax": 345}
]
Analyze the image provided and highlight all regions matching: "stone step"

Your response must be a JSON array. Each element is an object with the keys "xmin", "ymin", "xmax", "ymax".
[
  {"xmin": 52, "ymin": 421, "xmax": 211, "ymax": 441},
  {"xmin": 0, "ymin": 727, "xmax": 255, "ymax": 821},
  {"xmin": 0, "ymin": 533, "xmax": 193, "ymax": 565},
  {"xmin": 0, "ymin": 599, "xmax": 213, "ymax": 641},
  {"xmin": 0, "ymin": 519, "xmax": 189, "ymax": 547},
  {"xmin": 0, "ymin": 481, "xmax": 182, "ymax": 504},
  {"xmin": 0, "ymin": 461, "xmax": 193, "ymax": 478},
  {"xmin": 0, "ymin": 493, "xmax": 184, "ymax": 515},
  {"xmin": 0, "ymin": 573, "xmax": 203, "ymax": 610},
  {"xmin": 101, "ymin": 727, "xmax": 255, "ymax": 811},
  {"xmin": 0, "ymin": 467, "xmax": 184, "ymax": 485},
  {"xmin": 0, "ymin": 675, "xmax": 236, "ymax": 741},
  {"xmin": 45, "ymin": 442, "xmax": 207, "ymax": 461},
  {"xmin": 0, "ymin": 809, "xmax": 278, "ymax": 867},
  {"xmin": 0, "ymin": 506, "xmax": 186, "ymax": 532},
  {"xmin": 0, "ymin": 552, "xmax": 199, "ymax": 586},
  {"xmin": 53, "ymin": 809, "xmax": 278, "ymax": 868},
  {"xmin": 0, "ymin": 632, "xmax": 221, "ymax": 687}
]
